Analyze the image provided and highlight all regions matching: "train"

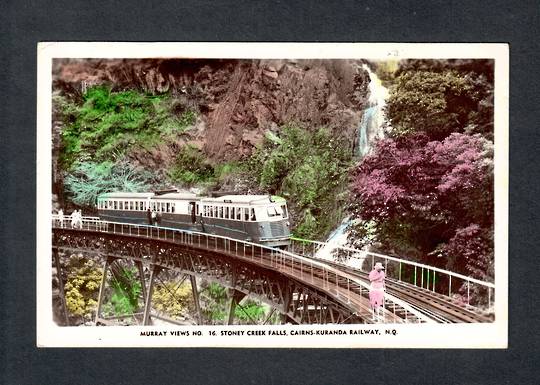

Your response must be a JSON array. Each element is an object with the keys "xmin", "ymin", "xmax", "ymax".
[{"xmin": 96, "ymin": 190, "xmax": 291, "ymax": 248}]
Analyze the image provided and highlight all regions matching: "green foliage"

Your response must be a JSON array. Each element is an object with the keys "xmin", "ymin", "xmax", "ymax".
[
  {"xmin": 152, "ymin": 282, "xmax": 193, "ymax": 319},
  {"xmin": 200, "ymin": 282, "xmax": 229, "ymax": 323},
  {"xmin": 168, "ymin": 145, "xmax": 215, "ymax": 185},
  {"xmin": 199, "ymin": 282, "xmax": 269, "ymax": 324},
  {"xmin": 250, "ymin": 125, "xmax": 352, "ymax": 239},
  {"xmin": 63, "ymin": 255, "xmax": 102, "ymax": 320},
  {"xmin": 234, "ymin": 299, "xmax": 267, "ymax": 323},
  {"xmin": 64, "ymin": 160, "xmax": 157, "ymax": 207},
  {"xmin": 57, "ymin": 86, "xmax": 197, "ymax": 167},
  {"xmin": 373, "ymin": 60, "xmax": 399, "ymax": 86},
  {"xmin": 386, "ymin": 67, "xmax": 494, "ymax": 140},
  {"xmin": 102, "ymin": 266, "xmax": 142, "ymax": 317}
]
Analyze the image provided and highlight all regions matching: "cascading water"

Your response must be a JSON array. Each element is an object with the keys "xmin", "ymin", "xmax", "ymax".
[
  {"xmin": 357, "ymin": 63, "xmax": 390, "ymax": 158},
  {"xmin": 316, "ymin": 63, "xmax": 391, "ymax": 262}
]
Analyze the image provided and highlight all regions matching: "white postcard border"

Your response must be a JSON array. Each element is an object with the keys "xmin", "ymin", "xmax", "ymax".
[{"xmin": 37, "ymin": 42, "xmax": 508, "ymax": 348}]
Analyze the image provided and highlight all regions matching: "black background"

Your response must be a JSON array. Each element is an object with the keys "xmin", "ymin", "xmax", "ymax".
[{"xmin": 1, "ymin": 1, "xmax": 539, "ymax": 384}]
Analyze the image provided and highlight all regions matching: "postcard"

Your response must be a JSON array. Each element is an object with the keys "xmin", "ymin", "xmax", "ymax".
[{"xmin": 37, "ymin": 42, "xmax": 508, "ymax": 348}]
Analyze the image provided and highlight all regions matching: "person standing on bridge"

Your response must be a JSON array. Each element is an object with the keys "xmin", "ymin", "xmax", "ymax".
[
  {"xmin": 70, "ymin": 209, "xmax": 77, "ymax": 228},
  {"xmin": 369, "ymin": 262, "xmax": 386, "ymax": 321},
  {"xmin": 76, "ymin": 209, "xmax": 83, "ymax": 229}
]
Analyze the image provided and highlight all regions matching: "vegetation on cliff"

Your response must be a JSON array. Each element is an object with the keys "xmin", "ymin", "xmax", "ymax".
[
  {"xmin": 350, "ymin": 59, "xmax": 494, "ymax": 283},
  {"xmin": 250, "ymin": 125, "xmax": 353, "ymax": 239}
]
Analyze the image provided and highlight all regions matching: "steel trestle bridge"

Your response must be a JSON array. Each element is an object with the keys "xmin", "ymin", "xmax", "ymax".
[{"xmin": 51, "ymin": 216, "xmax": 494, "ymax": 326}]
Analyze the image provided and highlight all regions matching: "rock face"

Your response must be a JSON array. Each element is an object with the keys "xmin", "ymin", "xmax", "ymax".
[{"xmin": 53, "ymin": 58, "xmax": 371, "ymax": 162}]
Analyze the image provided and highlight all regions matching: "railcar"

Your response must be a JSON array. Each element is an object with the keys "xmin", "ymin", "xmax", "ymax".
[{"xmin": 96, "ymin": 191, "xmax": 291, "ymax": 247}]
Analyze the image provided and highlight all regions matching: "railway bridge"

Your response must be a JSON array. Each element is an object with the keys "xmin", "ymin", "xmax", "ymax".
[{"xmin": 51, "ymin": 216, "xmax": 493, "ymax": 326}]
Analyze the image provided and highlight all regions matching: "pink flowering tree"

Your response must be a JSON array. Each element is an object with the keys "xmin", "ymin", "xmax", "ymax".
[{"xmin": 350, "ymin": 133, "xmax": 493, "ymax": 281}]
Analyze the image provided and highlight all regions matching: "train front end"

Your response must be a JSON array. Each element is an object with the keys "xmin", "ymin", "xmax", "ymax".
[{"xmin": 251, "ymin": 196, "xmax": 291, "ymax": 248}]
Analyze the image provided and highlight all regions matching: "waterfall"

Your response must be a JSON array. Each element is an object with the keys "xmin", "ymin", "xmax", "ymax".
[
  {"xmin": 316, "ymin": 64, "xmax": 392, "ymax": 258},
  {"xmin": 357, "ymin": 63, "xmax": 390, "ymax": 157},
  {"xmin": 315, "ymin": 217, "xmax": 352, "ymax": 261}
]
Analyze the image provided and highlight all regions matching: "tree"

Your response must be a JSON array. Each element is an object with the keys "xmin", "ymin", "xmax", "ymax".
[
  {"xmin": 152, "ymin": 282, "xmax": 194, "ymax": 319},
  {"xmin": 62, "ymin": 255, "xmax": 102, "ymax": 322},
  {"xmin": 350, "ymin": 133, "xmax": 493, "ymax": 280},
  {"xmin": 64, "ymin": 160, "xmax": 158, "ymax": 207},
  {"xmin": 250, "ymin": 124, "xmax": 352, "ymax": 239},
  {"xmin": 386, "ymin": 66, "xmax": 494, "ymax": 140}
]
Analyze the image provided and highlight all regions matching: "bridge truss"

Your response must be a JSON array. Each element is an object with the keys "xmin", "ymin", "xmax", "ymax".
[{"xmin": 51, "ymin": 217, "xmax": 433, "ymax": 326}]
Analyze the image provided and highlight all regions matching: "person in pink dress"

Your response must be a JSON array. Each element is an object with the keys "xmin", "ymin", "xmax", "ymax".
[{"xmin": 368, "ymin": 262, "xmax": 386, "ymax": 320}]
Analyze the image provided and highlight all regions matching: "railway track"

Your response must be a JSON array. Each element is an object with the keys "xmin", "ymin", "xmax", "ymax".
[
  {"xmin": 253, "ymin": 250, "xmax": 426, "ymax": 324},
  {"xmin": 318, "ymin": 260, "xmax": 493, "ymax": 323}
]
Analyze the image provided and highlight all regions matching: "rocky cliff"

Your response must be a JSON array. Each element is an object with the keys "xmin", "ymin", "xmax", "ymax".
[{"xmin": 53, "ymin": 58, "xmax": 370, "ymax": 163}]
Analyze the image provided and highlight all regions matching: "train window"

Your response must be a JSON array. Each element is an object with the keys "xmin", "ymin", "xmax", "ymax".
[
  {"xmin": 236, "ymin": 207, "xmax": 241, "ymax": 220},
  {"xmin": 244, "ymin": 208, "xmax": 249, "ymax": 221},
  {"xmin": 171, "ymin": 203, "xmax": 175, "ymax": 213},
  {"xmin": 280, "ymin": 205, "xmax": 287, "ymax": 218},
  {"xmin": 225, "ymin": 206, "xmax": 229, "ymax": 219},
  {"xmin": 213, "ymin": 206, "xmax": 217, "ymax": 218},
  {"xmin": 267, "ymin": 207, "xmax": 277, "ymax": 217},
  {"xmin": 113, "ymin": 201, "xmax": 117, "ymax": 210},
  {"xmin": 250, "ymin": 208, "xmax": 256, "ymax": 221},
  {"xmin": 124, "ymin": 201, "xmax": 128, "ymax": 209},
  {"xmin": 120, "ymin": 202, "xmax": 124, "ymax": 210},
  {"xmin": 165, "ymin": 202, "xmax": 169, "ymax": 213},
  {"xmin": 219, "ymin": 206, "xmax": 223, "ymax": 218},
  {"xmin": 195, "ymin": 204, "xmax": 199, "ymax": 215}
]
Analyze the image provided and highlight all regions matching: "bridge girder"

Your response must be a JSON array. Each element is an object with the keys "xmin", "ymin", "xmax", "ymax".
[{"xmin": 52, "ymin": 229, "xmax": 365, "ymax": 325}]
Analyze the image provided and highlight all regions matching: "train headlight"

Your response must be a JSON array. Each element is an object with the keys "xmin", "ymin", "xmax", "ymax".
[{"xmin": 286, "ymin": 221, "xmax": 290, "ymax": 227}]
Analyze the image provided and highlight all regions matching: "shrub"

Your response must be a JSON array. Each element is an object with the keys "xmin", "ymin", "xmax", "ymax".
[
  {"xmin": 63, "ymin": 255, "xmax": 102, "ymax": 320},
  {"xmin": 250, "ymin": 124, "xmax": 352, "ymax": 239},
  {"xmin": 64, "ymin": 160, "xmax": 157, "ymax": 207},
  {"xmin": 386, "ymin": 68, "xmax": 493, "ymax": 140},
  {"xmin": 168, "ymin": 145, "xmax": 215, "ymax": 185},
  {"xmin": 57, "ymin": 86, "xmax": 197, "ymax": 167}
]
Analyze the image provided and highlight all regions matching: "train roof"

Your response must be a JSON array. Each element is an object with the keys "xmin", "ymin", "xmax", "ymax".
[
  {"xmin": 200, "ymin": 195, "xmax": 286, "ymax": 205},
  {"xmin": 153, "ymin": 192, "xmax": 198, "ymax": 200},
  {"xmin": 98, "ymin": 192, "xmax": 154, "ymax": 199},
  {"xmin": 98, "ymin": 192, "xmax": 197, "ymax": 200},
  {"xmin": 97, "ymin": 192, "xmax": 286, "ymax": 204}
]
